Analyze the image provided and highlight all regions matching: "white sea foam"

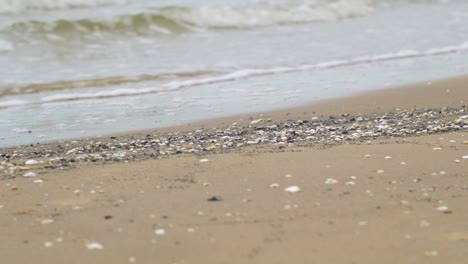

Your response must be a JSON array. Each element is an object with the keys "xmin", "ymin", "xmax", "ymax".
[
  {"xmin": 0, "ymin": 38, "xmax": 13, "ymax": 51},
  {"xmin": 0, "ymin": 41, "xmax": 467, "ymax": 109}
]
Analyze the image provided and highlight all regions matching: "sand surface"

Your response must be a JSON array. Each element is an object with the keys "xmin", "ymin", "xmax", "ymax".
[{"xmin": 1, "ymin": 77, "xmax": 468, "ymax": 264}]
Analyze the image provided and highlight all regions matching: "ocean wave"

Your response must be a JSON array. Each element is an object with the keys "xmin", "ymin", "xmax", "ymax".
[
  {"xmin": 1, "ymin": 41, "xmax": 467, "ymax": 109},
  {"xmin": 0, "ymin": 0, "xmax": 128, "ymax": 14},
  {"xmin": 2, "ymin": 0, "xmax": 374, "ymax": 35}
]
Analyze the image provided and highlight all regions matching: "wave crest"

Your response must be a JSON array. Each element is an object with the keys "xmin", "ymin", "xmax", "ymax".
[{"xmin": 3, "ymin": 0, "xmax": 374, "ymax": 35}]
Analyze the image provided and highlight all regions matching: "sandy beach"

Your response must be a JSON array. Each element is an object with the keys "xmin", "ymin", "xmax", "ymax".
[{"xmin": 1, "ymin": 77, "xmax": 468, "ymax": 264}]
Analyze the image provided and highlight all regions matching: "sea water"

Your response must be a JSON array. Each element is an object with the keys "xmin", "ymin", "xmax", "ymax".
[{"xmin": 0, "ymin": 0, "xmax": 467, "ymax": 146}]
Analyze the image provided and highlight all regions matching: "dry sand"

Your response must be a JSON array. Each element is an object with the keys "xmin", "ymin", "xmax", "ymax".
[{"xmin": 1, "ymin": 76, "xmax": 468, "ymax": 264}]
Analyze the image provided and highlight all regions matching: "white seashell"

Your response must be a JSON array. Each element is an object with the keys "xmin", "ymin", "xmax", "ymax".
[
  {"xmin": 462, "ymin": 155, "xmax": 468, "ymax": 159},
  {"xmin": 41, "ymin": 219, "xmax": 54, "ymax": 225},
  {"xmin": 33, "ymin": 179, "xmax": 44, "ymax": 184},
  {"xmin": 25, "ymin": 160, "xmax": 39, "ymax": 165},
  {"xmin": 384, "ymin": 156, "xmax": 392, "ymax": 159},
  {"xmin": 154, "ymin": 229, "xmax": 166, "ymax": 236},
  {"xmin": 284, "ymin": 186, "xmax": 301, "ymax": 193},
  {"xmin": 250, "ymin": 119, "xmax": 263, "ymax": 124},
  {"xmin": 86, "ymin": 242, "xmax": 104, "ymax": 250},
  {"xmin": 23, "ymin": 172, "xmax": 37, "ymax": 177},
  {"xmin": 324, "ymin": 178, "xmax": 338, "ymax": 185},
  {"xmin": 269, "ymin": 183, "xmax": 279, "ymax": 188},
  {"xmin": 437, "ymin": 206, "xmax": 449, "ymax": 212}
]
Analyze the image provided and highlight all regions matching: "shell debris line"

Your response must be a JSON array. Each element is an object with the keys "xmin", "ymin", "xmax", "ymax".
[{"xmin": 1, "ymin": 106, "xmax": 467, "ymax": 179}]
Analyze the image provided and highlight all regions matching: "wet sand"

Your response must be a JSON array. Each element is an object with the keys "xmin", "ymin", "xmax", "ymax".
[{"xmin": 1, "ymin": 76, "xmax": 468, "ymax": 264}]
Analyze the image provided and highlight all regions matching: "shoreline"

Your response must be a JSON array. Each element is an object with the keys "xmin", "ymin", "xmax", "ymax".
[
  {"xmin": 1, "ymin": 74, "xmax": 467, "ymax": 151},
  {"xmin": 1, "ymin": 75, "xmax": 468, "ymax": 263}
]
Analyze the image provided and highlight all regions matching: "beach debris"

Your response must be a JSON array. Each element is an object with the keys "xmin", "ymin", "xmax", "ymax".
[
  {"xmin": 432, "ymin": 147, "xmax": 442, "ymax": 150},
  {"xmin": 462, "ymin": 155, "xmax": 468, "ymax": 159},
  {"xmin": 377, "ymin": 170, "xmax": 384, "ymax": 174},
  {"xmin": 324, "ymin": 178, "xmax": 338, "ymax": 185},
  {"xmin": 86, "ymin": 242, "xmax": 104, "ymax": 250},
  {"xmin": 364, "ymin": 154, "xmax": 371, "ymax": 158},
  {"xmin": 199, "ymin": 159, "xmax": 209, "ymax": 163},
  {"xmin": 207, "ymin": 196, "xmax": 223, "ymax": 202},
  {"xmin": 284, "ymin": 174, "xmax": 293, "ymax": 178},
  {"xmin": 460, "ymin": 115, "xmax": 468, "ymax": 119},
  {"xmin": 345, "ymin": 181, "xmax": 355, "ymax": 185},
  {"xmin": 400, "ymin": 161, "xmax": 407, "ymax": 165},
  {"xmin": 269, "ymin": 183, "xmax": 279, "ymax": 188},
  {"xmin": 33, "ymin": 179, "xmax": 44, "ymax": 184},
  {"xmin": 464, "ymin": 141, "xmax": 468, "ymax": 145},
  {"xmin": 23, "ymin": 172, "xmax": 37, "ymax": 177},
  {"xmin": 41, "ymin": 219, "xmax": 54, "ymax": 225},
  {"xmin": 25, "ymin": 159, "xmax": 39, "ymax": 165},
  {"xmin": 454, "ymin": 159, "xmax": 460, "ymax": 163},
  {"xmin": 384, "ymin": 156, "xmax": 392, "ymax": 159},
  {"xmin": 154, "ymin": 229, "xmax": 166, "ymax": 236},
  {"xmin": 11, "ymin": 186, "xmax": 18, "ymax": 191},
  {"xmin": 250, "ymin": 119, "xmax": 263, "ymax": 124},
  {"xmin": 284, "ymin": 186, "xmax": 301, "ymax": 193}
]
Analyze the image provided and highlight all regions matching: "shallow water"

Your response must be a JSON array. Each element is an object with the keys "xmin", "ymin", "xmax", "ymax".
[{"xmin": 1, "ymin": 0, "xmax": 467, "ymax": 146}]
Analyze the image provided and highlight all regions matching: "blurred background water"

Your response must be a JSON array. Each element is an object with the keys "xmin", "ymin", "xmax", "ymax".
[{"xmin": 0, "ymin": 0, "xmax": 467, "ymax": 146}]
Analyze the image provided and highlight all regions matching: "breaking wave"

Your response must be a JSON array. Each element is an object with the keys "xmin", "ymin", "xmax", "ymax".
[{"xmin": 2, "ymin": 0, "xmax": 374, "ymax": 35}]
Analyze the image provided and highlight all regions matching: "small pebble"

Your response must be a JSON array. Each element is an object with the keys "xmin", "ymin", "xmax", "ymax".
[
  {"xmin": 384, "ymin": 156, "xmax": 392, "ymax": 159},
  {"xmin": 207, "ymin": 196, "xmax": 223, "ymax": 202},
  {"xmin": 269, "ymin": 183, "xmax": 279, "ymax": 188},
  {"xmin": 377, "ymin": 170, "xmax": 384, "ymax": 174},
  {"xmin": 33, "ymin": 179, "xmax": 44, "ymax": 184}
]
